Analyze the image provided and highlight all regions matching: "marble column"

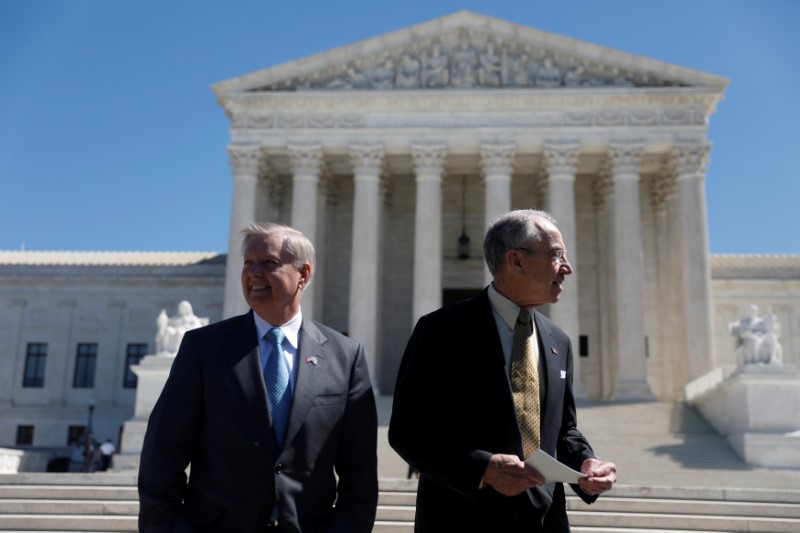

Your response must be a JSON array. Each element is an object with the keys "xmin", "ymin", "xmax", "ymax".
[
  {"xmin": 411, "ymin": 143, "xmax": 447, "ymax": 324},
  {"xmin": 480, "ymin": 142, "xmax": 515, "ymax": 284},
  {"xmin": 543, "ymin": 143, "xmax": 584, "ymax": 395},
  {"xmin": 608, "ymin": 143, "xmax": 654, "ymax": 399},
  {"xmin": 650, "ymin": 164, "xmax": 677, "ymax": 400},
  {"xmin": 664, "ymin": 166, "xmax": 689, "ymax": 399},
  {"xmin": 672, "ymin": 142, "xmax": 715, "ymax": 381},
  {"xmin": 348, "ymin": 143, "xmax": 385, "ymax": 389},
  {"xmin": 223, "ymin": 145, "xmax": 262, "ymax": 318},
  {"xmin": 288, "ymin": 143, "xmax": 325, "ymax": 320},
  {"xmin": 593, "ymin": 162, "xmax": 615, "ymax": 399}
]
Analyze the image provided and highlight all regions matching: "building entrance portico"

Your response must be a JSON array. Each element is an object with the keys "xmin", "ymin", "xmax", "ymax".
[{"xmin": 213, "ymin": 11, "xmax": 727, "ymax": 399}]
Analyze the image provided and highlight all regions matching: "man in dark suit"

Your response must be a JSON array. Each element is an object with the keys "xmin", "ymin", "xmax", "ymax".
[
  {"xmin": 389, "ymin": 209, "xmax": 616, "ymax": 532},
  {"xmin": 138, "ymin": 222, "xmax": 378, "ymax": 533}
]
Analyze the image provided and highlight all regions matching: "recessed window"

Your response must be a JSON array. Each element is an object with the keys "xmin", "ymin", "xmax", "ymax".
[
  {"xmin": 73, "ymin": 343, "xmax": 97, "ymax": 388},
  {"xmin": 123, "ymin": 343, "xmax": 148, "ymax": 388},
  {"xmin": 16, "ymin": 425, "xmax": 34, "ymax": 446},
  {"xmin": 22, "ymin": 343, "xmax": 47, "ymax": 388},
  {"xmin": 67, "ymin": 425, "xmax": 86, "ymax": 446}
]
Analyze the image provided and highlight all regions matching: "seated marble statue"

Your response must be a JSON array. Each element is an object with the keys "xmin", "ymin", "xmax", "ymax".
[
  {"xmin": 729, "ymin": 304, "xmax": 783, "ymax": 365},
  {"xmin": 155, "ymin": 300, "xmax": 210, "ymax": 356}
]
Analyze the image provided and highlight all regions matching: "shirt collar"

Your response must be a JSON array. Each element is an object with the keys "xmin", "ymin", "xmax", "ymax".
[
  {"xmin": 253, "ymin": 309, "xmax": 303, "ymax": 350},
  {"xmin": 488, "ymin": 283, "xmax": 528, "ymax": 332}
]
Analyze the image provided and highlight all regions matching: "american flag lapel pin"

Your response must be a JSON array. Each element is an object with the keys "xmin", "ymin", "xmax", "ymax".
[
  {"xmin": 306, "ymin": 356, "xmax": 318, "ymax": 365},
  {"xmin": 551, "ymin": 347, "xmax": 559, "ymax": 355}
]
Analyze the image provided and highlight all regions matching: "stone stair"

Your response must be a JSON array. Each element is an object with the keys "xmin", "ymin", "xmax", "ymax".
[
  {"xmin": 0, "ymin": 476, "xmax": 798, "ymax": 532},
  {"xmin": 0, "ymin": 399, "xmax": 798, "ymax": 532}
]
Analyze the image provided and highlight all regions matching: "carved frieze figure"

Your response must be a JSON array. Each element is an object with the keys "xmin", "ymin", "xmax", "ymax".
[
  {"xmin": 451, "ymin": 41, "xmax": 477, "ymax": 87},
  {"xmin": 729, "ymin": 304, "xmax": 783, "ymax": 366},
  {"xmin": 478, "ymin": 42, "xmax": 502, "ymax": 87},
  {"xmin": 396, "ymin": 54, "xmax": 421, "ymax": 88},
  {"xmin": 534, "ymin": 57, "xmax": 562, "ymax": 87},
  {"xmin": 422, "ymin": 43, "xmax": 450, "ymax": 87},
  {"xmin": 509, "ymin": 53, "xmax": 532, "ymax": 87},
  {"xmin": 327, "ymin": 67, "xmax": 370, "ymax": 90},
  {"xmin": 371, "ymin": 59, "xmax": 396, "ymax": 89},
  {"xmin": 564, "ymin": 65, "xmax": 585, "ymax": 87},
  {"xmin": 155, "ymin": 300, "xmax": 209, "ymax": 356}
]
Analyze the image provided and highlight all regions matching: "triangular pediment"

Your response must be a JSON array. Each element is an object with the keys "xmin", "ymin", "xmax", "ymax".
[{"xmin": 213, "ymin": 11, "xmax": 727, "ymax": 96}]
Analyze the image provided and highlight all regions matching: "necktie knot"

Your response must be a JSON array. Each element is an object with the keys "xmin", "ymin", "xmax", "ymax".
[
  {"xmin": 266, "ymin": 327, "xmax": 285, "ymax": 346},
  {"xmin": 516, "ymin": 309, "xmax": 533, "ymax": 331}
]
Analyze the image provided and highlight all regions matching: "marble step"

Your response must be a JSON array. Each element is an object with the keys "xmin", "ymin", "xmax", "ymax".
[{"xmin": 1, "ymin": 512, "xmax": 798, "ymax": 533}]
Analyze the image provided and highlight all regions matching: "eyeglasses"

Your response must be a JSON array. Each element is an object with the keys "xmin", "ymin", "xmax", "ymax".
[{"xmin": 516, "ymin": 247, "xmax": 569, "ymax": 266}]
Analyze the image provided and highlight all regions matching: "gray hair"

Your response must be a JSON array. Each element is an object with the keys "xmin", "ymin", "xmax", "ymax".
[
  {"xmin": 483, "ymin": 209, "xmax": 558, "ymax": 276},
  {"xmin": 240, "ymin": 222, "xmax": 316, "ymax": 284}
]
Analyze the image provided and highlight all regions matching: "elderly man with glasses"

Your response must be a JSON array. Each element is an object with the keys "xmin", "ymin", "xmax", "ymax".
[{"xmin": 390, "ymin": 209, "xmax": 616, "ymax": 533}]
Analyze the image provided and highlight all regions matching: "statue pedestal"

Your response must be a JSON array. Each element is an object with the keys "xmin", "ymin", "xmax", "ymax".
[
  {"xmin": 114, "ymin": 354, "xmax": 176, "ymax": 471},
  {"xmin": 686, "ymin": 364, "xmax": 800, "ymax": 468}
]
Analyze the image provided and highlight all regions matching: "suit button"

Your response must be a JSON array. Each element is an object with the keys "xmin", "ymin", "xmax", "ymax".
[{"xmin": 274, "ymin": 463, "xmax": 283, "ymax": 474}]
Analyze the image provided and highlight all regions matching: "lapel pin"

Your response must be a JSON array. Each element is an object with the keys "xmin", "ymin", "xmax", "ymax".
[
  {"xmin": 306, "ymin": 356, "xmax": 318, "ymax": 366},
  {"xmin": 551, "ymin": 347, "xmax": 559, "ymax": 355}
]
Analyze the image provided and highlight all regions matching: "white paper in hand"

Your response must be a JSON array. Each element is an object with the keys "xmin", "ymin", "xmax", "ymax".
[{"xmin": 525, "ymin": 449, "xmax": 586, "ymax": 484}]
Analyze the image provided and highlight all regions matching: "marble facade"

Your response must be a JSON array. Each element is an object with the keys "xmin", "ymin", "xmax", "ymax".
[
  {"xmin": 0, "ymin": 252, "xmax": 224, "ymax": 453},
  {"xmin": 212, "ymin": 11, "xmax": 727, "ymax": 397}
]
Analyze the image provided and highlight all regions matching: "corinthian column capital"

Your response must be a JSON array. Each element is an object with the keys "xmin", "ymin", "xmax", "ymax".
[
  {"xmin": 411, "ymin": 142, "xmax": 447, "ymax": 178},
  {"xmin": 543, "ymin": 142, "xmax": 580, "ymax": 177},
  {"xmin": 480, "ymin": 142, "xmax": 516, "ymax": 177},
  {"xmin": 288, "ymin": 142, "xmax": 325, "ymax": 176},
  {"xmin": 349, "ymin": 143, "xmax": 385, "ymax": 177},
  {"xmin": 227, "ymin": 145, "xmax": 262, "ymax": 174},
  {"xmin": 670, "ymin": 141, "xmax": 710, "ymax": 177},
  {"xmin": 608, "ymin": 142, "xmax": 645, "ymax": 177}
]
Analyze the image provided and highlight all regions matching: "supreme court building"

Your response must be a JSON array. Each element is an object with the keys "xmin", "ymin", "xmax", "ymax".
[
  {"xmin": 213, "ymin": 11, "xmax": 730, "ymax": 399},
  {"xmin": 4, "ymin": 11, "xmax": 800, "ymax": 455}
]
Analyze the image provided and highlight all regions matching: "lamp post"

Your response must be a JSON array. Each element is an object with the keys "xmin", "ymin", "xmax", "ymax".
[
  {"xmin": 86, "ymin": 404, "xmax": 95, "ymax": 440},
  {"xmin": 81, "ymin": 404, "xmax": 96, "ymax": 472},
  {"xmin": 457, "ymin": 175, "xmax": 470, "ymax": 260}
]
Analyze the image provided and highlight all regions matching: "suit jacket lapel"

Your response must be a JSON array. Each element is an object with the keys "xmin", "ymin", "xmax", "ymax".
[
  {"xmin": 226, "ymin": 311, "xmax": 276, "ymax": 453},
  {"xmin": 282, "ymin": 318, "xmax": 328, "ymax": 448},
  {"xmin": 476, "ymin": 290, "xmax": 526, "ymax": 459},
  {"xmin": 533, "ymin": 311, "xmax": 564, "ymax": 446}
]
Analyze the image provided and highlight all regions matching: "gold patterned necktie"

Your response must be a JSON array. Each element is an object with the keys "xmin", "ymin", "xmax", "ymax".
[{"xmin": 510, "ymin": 308, "xmax": 540, "ymax": 459}]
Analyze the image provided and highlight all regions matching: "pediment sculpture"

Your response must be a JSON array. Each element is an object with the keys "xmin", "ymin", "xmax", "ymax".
[{"xmin": 256, "ymin": 32, "xmax": 682, "ymax": 93}]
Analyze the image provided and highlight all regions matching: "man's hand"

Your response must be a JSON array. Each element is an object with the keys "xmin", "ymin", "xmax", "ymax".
[
  {"xmin": 482, "ymin": 454, "xmax": 545, "ymax": 496},
  {"xmin": 578, "ymin": 458, "xmax": 616, "ymax": 496}
]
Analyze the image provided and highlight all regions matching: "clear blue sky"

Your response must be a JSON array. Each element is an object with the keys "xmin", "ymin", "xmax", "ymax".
[{"xmin": 1, "ymin": 0, "xmax": 798, "ymax": 254}]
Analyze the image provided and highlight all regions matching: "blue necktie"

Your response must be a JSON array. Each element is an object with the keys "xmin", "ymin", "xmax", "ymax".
[{"xmin": 264, "ymin": 328, "xmax": 291, "ymax": 447}]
